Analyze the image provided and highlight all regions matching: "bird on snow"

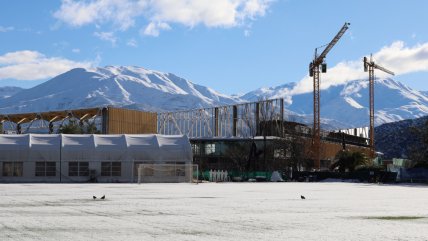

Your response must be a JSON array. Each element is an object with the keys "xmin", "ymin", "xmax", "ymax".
[
  {"xmin": 301, "ymin": 195, "xmax": 306, "ymax": 199},
  {"xmin": 93, "ymin": 196, "xmax": 97, "ymax": 200},
  {"xmin": 100, "ymin": 195, "xmax": 105, "ymax": 200}
]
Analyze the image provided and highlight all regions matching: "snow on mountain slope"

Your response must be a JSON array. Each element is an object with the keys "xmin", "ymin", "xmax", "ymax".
[
  {"xmin": 1, "ymin": 65, "xmax": 427, "ymax": 130},
  {"xmin": 0, "ymin": 66, "xmax": 241, "ymax": 114},
  {"xmin": 242, "ymin": 78, "xmax": 428, "ymax": 128},
  {"xmin": 241, "ymin": 82, "xmax": 296, "ymax": 105},
  {"xmin": 0, "ymin": 86, "xmax": 24, "ymax": 99}
]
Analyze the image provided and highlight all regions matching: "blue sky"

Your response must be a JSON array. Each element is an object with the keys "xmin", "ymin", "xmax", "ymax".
[{"xmin": 1, "ymin": 0, "xmax": 428, "ymax": 95}]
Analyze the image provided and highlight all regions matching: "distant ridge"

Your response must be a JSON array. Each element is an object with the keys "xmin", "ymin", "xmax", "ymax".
[
  {"xmin": 375, "ymin": 115, "xmax": 428, "ymax": 159},
  {"xmin": 1, "ymin": 66, "xmax": 428, "ymax": 129},
  {"xmin": 241, "ymin": 78, "xmax": 428, "ymax": 128},
  {"xmin": 0, "ymin": 66, "xmax": 241, "ymax": 114},
  {"xmin": 0, "ymin": 86, "xmax": 24, "ymax": 99}
]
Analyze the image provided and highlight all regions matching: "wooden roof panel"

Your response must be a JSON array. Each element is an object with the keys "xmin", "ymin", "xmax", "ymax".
[{"xmin": 0, "ymin": 108, "xmax": 102, "ymax": 124}]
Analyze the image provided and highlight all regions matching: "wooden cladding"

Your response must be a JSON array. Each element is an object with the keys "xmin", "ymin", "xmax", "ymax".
[
  {"xmin": 303, "ymin": 138, "xmax": 371, "ymax": 162},
  {"xmin": 319, "ymin": 141, "xmax": 371, "ymax": 160},
  {"xmin": 106, "ymin": 107, "xmax": 157, "ymax": 134}
]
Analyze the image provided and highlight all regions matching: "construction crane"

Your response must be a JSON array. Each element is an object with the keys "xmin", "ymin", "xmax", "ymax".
[
  {"xmin": 363, "ymin": 55, "xmax": 394, "ymax": 158},
  {"xmin": 309, "ymin": 22, "xmax": 350, "ymax": 170}
]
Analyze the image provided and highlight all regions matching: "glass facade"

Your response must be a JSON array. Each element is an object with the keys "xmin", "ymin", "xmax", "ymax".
[
  {"xmin": 35, "ymin": 162, "xmax": 56, "ymax": 176},
  {"xmin": 2, "ymin": 162, "xmax": 23, "ymax": 177},
  {"xmin": 68, "ymin": 162, "xmax": 89, "ymax": 176},
  {"xmin": 101, "ymin": 162, "xmax": 121, "ymax": 176}
]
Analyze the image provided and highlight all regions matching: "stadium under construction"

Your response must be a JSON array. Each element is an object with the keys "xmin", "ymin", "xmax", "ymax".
[
  {"xmin": 0, "ymin": 99, "xmax": 371, "ymax": 182},
  {"xmin": 157, "ymin": 98, "xmax": 370, "ymax": 172}
]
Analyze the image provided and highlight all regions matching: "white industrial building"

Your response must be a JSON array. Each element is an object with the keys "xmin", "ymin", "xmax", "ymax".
[{"xmin": 0, "ymin": 134, "xmax": 192, "ymax": 183}]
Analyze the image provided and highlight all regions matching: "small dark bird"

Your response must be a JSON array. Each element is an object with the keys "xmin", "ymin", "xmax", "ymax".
[
  {"xmin": 301, "ymin": 195, "xmax": 305, "ymax": 199},
  {"xmin": 93, "ymin": 196, "xmax": 97, "ymax": 200},
  {"xmin": 100, "ymin": 195, "xmax": 105, "ymax": 200}
]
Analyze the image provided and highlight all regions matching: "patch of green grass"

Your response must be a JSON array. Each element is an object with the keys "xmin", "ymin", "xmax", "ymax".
[{"xmin": 365, "ymin": 216, "xmax": 425, "ymax": 220}]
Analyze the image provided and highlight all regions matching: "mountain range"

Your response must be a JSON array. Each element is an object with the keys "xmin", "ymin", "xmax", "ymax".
[
  {"xmin": 0, "ymin": 66, "xmax": 239, "ymax": 114},
  {"xmin": 1, "ymin": 66, "xmax": 427, "ymax": 129},
  {"xmin": 244, "ymin": 78, "xmax": 428, "ymax": 128}
]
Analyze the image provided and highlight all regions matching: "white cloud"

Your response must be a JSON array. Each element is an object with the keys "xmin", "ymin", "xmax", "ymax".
[
  {"xmin": 241, "ymin": 0, "xmax": 270, "ymax": 18},
  {"xmin": 93, "ymin": 31, "xmax": 117, "ymax": 45},
  {"xmin": 0, "ymin": 26, "xmax": 14, "ymax": 32},
  {"xmin": 374, "ymin": 41, "xmax": 428, "ymax": 75},
  {"xmin": 292, "ymin": 61, "xmax": 366, "ymax": 95},
  {"xmin": 54, "ymin": 0, "xmax": 273, "ymax": 36},
  {"xmin": 72, "ymin": 48, "xmax": 81, "ymax": 53},
  {"xmin": 292, "ymin": 41, "xmax": 428, "ymax": 94},
  {"xmin": 142, "ymin": 0, "xmax": 272, "ymax": 35},
  {"xmin": 0, "ymin": 50, "xmax": 94, "ymax": 81},
  {"xmin": 142, "ymin": 22, "xmax": 171, "ymax": 37},
  {"xmin": 53, "ymin": 0, "xmax": 146, "ymax": 30},
  {"xmin": 126, "ymin": 39, "xmax": 138, "ymax": 47}
]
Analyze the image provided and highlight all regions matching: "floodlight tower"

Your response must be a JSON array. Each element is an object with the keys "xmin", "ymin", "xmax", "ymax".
[
  {"xmin": 309, "ymin": 22, "xmax": 350, "ymax": 169},
  {"xmin": 363, "ymin": 55, "xmax": 394, "ymax": 157}
]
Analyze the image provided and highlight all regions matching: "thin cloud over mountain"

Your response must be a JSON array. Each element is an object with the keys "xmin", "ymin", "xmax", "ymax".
[
  {"xmin": 292, "ymin": 41, "xmax": 428, "ymax": 95},
  {"xmin": 0, "ymin": 50, "xmax": 95, "ymax": 81}
]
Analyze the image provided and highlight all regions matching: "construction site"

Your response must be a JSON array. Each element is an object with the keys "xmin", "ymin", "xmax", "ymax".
[
  {"xmin": 0, "ymin": 22, "xmax": 397, "ymax": 182},
  {"xmin": 0, "ymin": 98, "xmax": 371, "ymax": 183}
]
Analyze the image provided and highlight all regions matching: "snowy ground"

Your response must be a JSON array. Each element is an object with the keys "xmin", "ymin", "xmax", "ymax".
[{"xmin": 1, "ymin": 183, "xmax": 428, "ymax": 241}]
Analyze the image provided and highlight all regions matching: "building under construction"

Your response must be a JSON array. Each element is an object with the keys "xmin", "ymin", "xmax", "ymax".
[
  {"xmin": 1, "ymin": 106, "xmax": 157, "ymax": 135},
  {"xmin": 157, "ymin": 98, "xmax": 371, "ymax": 171},
  {"xmin": 0, "ymin": 100, "xmax": 371, "ymax": 174}
]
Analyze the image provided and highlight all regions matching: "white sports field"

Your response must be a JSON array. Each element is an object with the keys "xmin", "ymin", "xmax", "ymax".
[{"xmin": 1, "ymin": 182, "xmax": 427, "ymax": 241}]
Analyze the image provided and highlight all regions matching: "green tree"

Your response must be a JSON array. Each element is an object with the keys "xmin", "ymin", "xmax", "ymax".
[
  {"xmin": 84, "ymin": 121, "xmax": 101, "ymax": 134},
  {"xmin": 58, "ymin": 120, "xmax": 101, "ymax": 134},
  {"xmin": 59, "ymin": 120, "xmax": 83, "ymax": 134},
  {"xmin": 331, "ymin": 150, "xmax": 369, "ymax": 172}
]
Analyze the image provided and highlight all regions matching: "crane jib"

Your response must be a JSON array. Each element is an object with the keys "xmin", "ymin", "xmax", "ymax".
[{"xmin": 313, "ymin": 22, "xmax": 350, "ymax": 66}]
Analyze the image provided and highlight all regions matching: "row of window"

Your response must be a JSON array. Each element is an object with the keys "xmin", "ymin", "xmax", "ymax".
[{"xmin": 1, "ymin": 162, "xmax": 122, "ymax": 177}]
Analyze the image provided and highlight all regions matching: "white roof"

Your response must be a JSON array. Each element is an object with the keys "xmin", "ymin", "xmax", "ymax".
[
  {"xmin": 0, "ymin": 135, "xmax": 30, "ymax": 160},
  {"xmin": 0, "ymin": 134, "xmax": 192, "ymax": 162},
  {"xmin": 0, "ymin": 135, "xmax": 30, "ymax": 149},
  {"xmin": 31, "ymin": 134, "xmax": 61, "ymax": 149}
]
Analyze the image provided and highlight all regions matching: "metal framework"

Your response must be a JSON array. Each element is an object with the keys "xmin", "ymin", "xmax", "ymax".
[
  {"xmin": 363, "ymin": 55, "xmax": 394, "ymax": 157},
  {"xmin": 157, "ymin": 99, "xmax": 285, "ymax": 138},
  {"xmin": 0, "ymin": 108, "xmax": 103, "ymax": 134},
  {"xmin": 309, "ymin": 22, "xmax": 350, "ymax": 169}
]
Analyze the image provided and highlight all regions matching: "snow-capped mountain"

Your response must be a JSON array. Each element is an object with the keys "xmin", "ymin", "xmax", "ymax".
[
  {"xmin": 0, "ymin": 66, "xmax": 240, "ymax": 114},
  {"xmin": 0, "ymin": 86, "xmax": 24, "ymax": 99},
  {"xmin": 1, "ymin": 66, "xmax": 427, "ymax": 130},
  {"xmin": 242, "ymin": 78, "xmax": 428, "ymax": 128}
]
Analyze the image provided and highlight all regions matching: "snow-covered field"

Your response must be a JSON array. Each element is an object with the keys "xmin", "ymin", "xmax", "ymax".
[{"xmin": 1, "ymin": 183, "xmax": 427, "ymax": 241}]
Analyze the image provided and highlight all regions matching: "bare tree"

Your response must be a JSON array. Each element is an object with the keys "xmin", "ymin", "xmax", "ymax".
[
  {"xmin": 224, "ymin": 140, "xmax": 252, "ymax": 176},
  {"xmin": 258, "ymin": 98, "xmax": 274, "ymax": 171},
  {"xmin": 238, "ymin": 98, "xmax": 291, "ymax": 173},
  {"xmin": 242, "ymin": 103, "xmax": 257, "ymax": 139},
  {"xmin": 272, "ymin": 122, "xmax": 311, "ymax": 175},
  {"xmin": 238, "ymin": 103, "xmax": 257, "ymax": 172}
]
